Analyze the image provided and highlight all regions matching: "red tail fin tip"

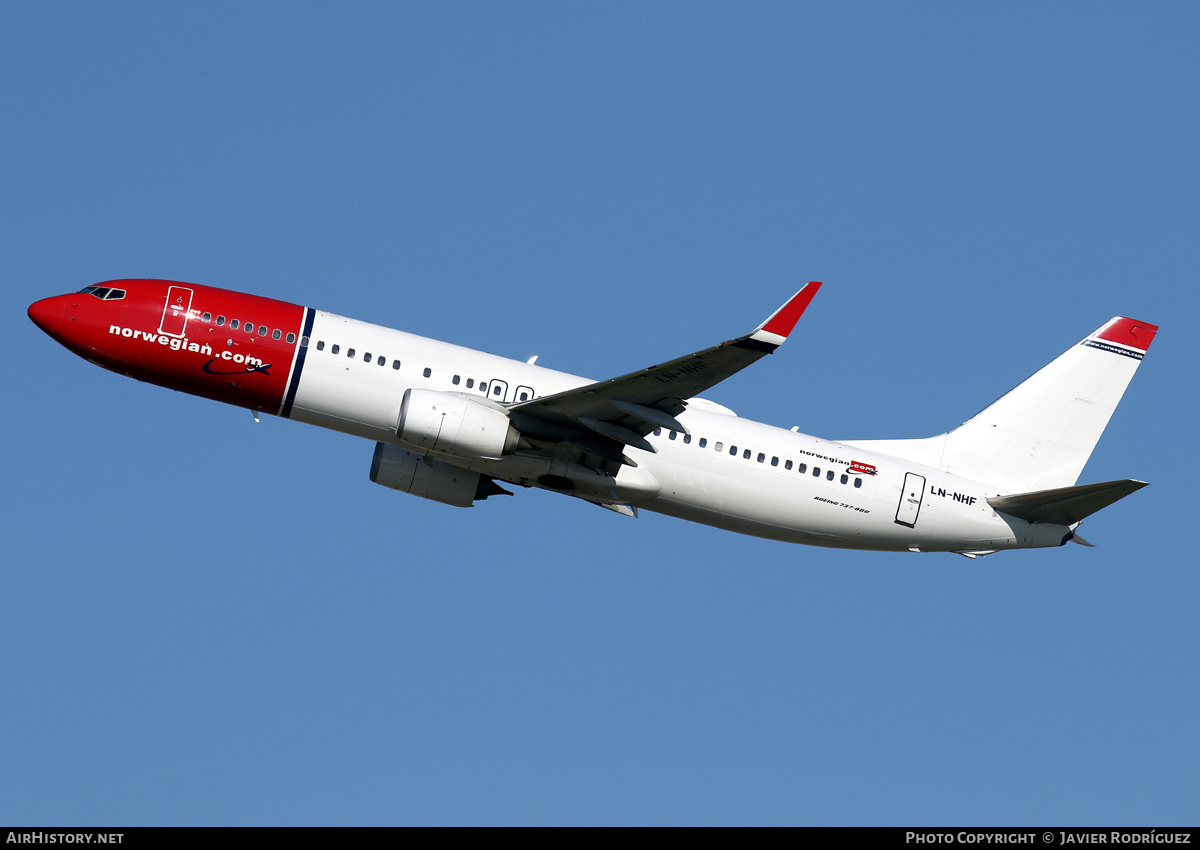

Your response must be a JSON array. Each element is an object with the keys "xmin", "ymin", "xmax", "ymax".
[{"xmin": 1095, "ymin": 317, "xmax": 1158, "ymax": 352}]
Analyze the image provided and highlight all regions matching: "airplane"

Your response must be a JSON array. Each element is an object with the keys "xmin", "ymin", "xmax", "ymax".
[{"xmin": 27, "ymin": 279, "xmax": 1156, "ymax": 557}]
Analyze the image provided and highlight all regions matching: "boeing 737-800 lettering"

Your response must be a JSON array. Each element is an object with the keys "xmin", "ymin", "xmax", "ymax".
[{"xmin": 28, "ymin": 280, "xmax": 1156, "ymax": 556}]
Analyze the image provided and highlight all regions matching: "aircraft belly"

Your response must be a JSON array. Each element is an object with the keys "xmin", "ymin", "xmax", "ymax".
[
  {"xmin": 638, "ymin": 449, "xmax": 887, "ymax": 547},
  {"xmin": 636, "ymin": 442, "xmax": 1062, "ymax": 552}
]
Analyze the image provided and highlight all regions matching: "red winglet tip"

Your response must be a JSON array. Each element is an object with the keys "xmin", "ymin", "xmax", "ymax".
[
  {"xmin": 760, "ymin": 281, "xmax": 822, "ymax": 338},
  {"xmin": 1096, "ymin": 317, "xmax": 1159, "ymax": 352}
]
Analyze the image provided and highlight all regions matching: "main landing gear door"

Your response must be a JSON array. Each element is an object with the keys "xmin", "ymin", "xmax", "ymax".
[
  {"xmin": 159, "ymin": 286, "xmax": 194, "ymax": 338},
  {"xmin": 895, "ymin": 472, "xmax": 926, "ymax": 528}
]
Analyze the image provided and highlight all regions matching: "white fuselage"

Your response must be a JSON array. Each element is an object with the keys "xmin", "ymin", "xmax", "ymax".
[{"xmin": 287, "ymin": 311, "xmax": 1068, "ymax": 553}]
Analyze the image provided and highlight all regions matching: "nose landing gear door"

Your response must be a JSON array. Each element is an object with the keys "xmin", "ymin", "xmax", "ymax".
[
  {"xmin": 895, "ymin": 472, "xmax": 926, "ymax": 528},
  {"xmin": 159, "ymin": 286, "xmax": 194, "ymax": 338}
]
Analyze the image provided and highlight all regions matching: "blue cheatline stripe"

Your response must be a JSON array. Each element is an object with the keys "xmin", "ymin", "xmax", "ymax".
[{"xmin": 280, "ymin": 307, "xmax": 316, "ymax": 418}]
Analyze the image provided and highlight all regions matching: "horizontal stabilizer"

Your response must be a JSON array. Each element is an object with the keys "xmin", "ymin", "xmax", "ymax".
[{"xmin": 988, "ymin": 479, "xmax": 1148, "ymax": 526}]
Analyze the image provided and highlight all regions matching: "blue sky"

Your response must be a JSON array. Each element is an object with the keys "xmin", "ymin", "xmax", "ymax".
[{"xmin": 2, "ymin": 2, "xmax": 1197, "ymax": 825}]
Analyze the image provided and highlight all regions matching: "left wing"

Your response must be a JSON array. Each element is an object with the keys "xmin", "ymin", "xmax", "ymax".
[{"xmin": 507, "ymin": 282, "xmax": 821, "ymax": 465}]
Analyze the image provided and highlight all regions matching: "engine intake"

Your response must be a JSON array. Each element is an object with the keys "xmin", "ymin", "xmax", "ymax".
[{"xmin": 396, "ymin": 388, "xmax": 520, "ymax": 460}]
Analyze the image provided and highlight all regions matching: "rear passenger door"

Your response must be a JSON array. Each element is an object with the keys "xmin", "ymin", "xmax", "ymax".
[{"xmin": 894, "ymin": 472, "xmax": 926, "ymax": 528}]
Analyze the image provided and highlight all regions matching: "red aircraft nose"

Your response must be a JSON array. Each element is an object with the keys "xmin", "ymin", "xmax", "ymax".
[{"xmin": 28, "ymin": 295, "xmax": 66, "ymax": 336}]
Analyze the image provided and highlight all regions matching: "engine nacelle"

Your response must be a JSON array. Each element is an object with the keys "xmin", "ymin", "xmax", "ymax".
[
  {"xmin": 396, "ymin": 388, "xmax": 520, "ymax": 460},
  {"xmin": 370, "ymin": 442, "xmax": 500, "ymax": 507}
]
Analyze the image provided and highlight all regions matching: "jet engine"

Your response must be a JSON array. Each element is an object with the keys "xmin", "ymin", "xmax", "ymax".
[
  {"xmin": 369, "ymin": 442, "xmax": 510, "ymax": 507},
  {"xmin": 396, "ymin": 388, "xmax": 520, "ymax": 460}
]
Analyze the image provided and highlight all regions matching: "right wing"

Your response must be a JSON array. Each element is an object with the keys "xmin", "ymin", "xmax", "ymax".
[{"xmin": 507, "ymin": 282, "xmax": 822, "ymax": 465}]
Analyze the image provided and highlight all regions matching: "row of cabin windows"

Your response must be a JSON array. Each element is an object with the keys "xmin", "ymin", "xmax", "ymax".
[
  {"xmin": 653, "ymin": 428, "xmax": 863, "ymax": 488},
  {"xmin": 307, "ymin": 339, "xmax": 534, "ymax": 402},
  {"xmin": 313, "ymin": 339, "xmax": 400, "ymax": 369},
  {"xmin": 193, "ymin": 311, "xmax": 297, "ymax": 344}
]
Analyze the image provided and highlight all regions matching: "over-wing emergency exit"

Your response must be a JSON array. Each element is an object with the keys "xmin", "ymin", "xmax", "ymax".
[{"xmin": 28, "ymin": 279, "xmax": 1156, "ymax": 555}]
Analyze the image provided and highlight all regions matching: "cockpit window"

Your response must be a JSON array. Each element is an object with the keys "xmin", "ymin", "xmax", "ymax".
[{"xmin": 76, "ymin": 286, "xmax": 125, "ymax": 300}]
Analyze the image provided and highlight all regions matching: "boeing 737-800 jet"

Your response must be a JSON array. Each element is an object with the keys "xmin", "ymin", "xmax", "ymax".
[{"xmin": 28, "ymin": 280, "xmax": 1156, "ymax": 556}]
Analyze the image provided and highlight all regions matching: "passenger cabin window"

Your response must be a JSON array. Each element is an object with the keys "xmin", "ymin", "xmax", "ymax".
[
  {"xmin": 492, "ymin": 385, "xmax": 502, "ymax": 396},
  {"xmin": 519, "ymin": 391, "xmax": 529, "ymax": 401},
  {"xmin": 683, "ymin": 434, "xmax": 691, "ymax": 444},
  {"xmin": 812, "ymin": 467, "xmax": 820, "ymax": 477},
  {"xmin": 423, "ymin": 368, "xmax": 431, "ymax": 378},
  {"xmin": 245, "ymin": 323, "xmax": 254, "ymax": 334},
  {"xmin": 757, "ymin": 453, "xmax": 765, "ymax": 463},
  {"xmin": 715, "ymin": 442, "xmax": 722, "ymax": 452},
  {"xmin": 377, "ymin": 356, "xmax": 385, "ymax": 366},
  {"xmin": 654, "ymin": 428, "xmax": 662, "ymax": 436},
  {"xmin": 785, "ymin": 460, "xmax": 793, "ymax": 470},
  {"xmin": 331, "ymin": 344, "xmax": 339, "ymax": 354},
  {"xmin": 230, "ymin": 319, "xmax": 239, "ymax": 330},
  {"xmin": 258, "ymin": 326, "xmax": 267, "ymax": 337},
  {"xmin": 217, "ymin": 316, "xmax": 226, "ymax": 326},
  {"xmin": 854, "ymin": 478, "xmax": 862, "ymax": 488},
  {"xmin": 316, "ymin": 340, "xmax": 325, "ymax": 351},
  {"xmin": 771, "ymin": 456, "xmax": 778, "ymax": 466},
  {"xmin": 743, "ymin": 449, "xmax": 752, "ymax": 460},
  {"xmin": 699, "ymin": 438, "xmax": 707, "ymax": 448},
  {"xmin": 669, "ymin": 431, "xmax": 676, "ymax": 440},
  {"xmin": 729, "ymin": 445, "xmax": 737, "ymax": 456},
  {"xmin": 202, "ymin": 312, "xmax": 212, "ymax": 322},
  {"xmin": 466, "ymin": 378, "xmax": 474, "ymax": 388},
  {"xmin": 273, "ymin": 329, "xmax": 281, "ymax": 340},
  {"xmin": 840, "ymin": 474, "xmax": 848, "ymax": 484},
  {"xmin": 364, "ymin": 352, "xmax": 372, "ymax": 362},
  {"xmin": 826, "ymin": 470, "xmax": 835, "ymax": 481},
  {"xmin": 289, "ymin": 333, "xmax": 298, "ymax": 344},
  {"xmin": 453, "ymin": 375, "xmax": 461, "ymax": 385},
  {"xmin": 392, "ymin": 360, "xmax": 400, "ymax": 370},
  {"xmin": 347, "ymin": 348, "xmax": 355, "ymax": 358}
]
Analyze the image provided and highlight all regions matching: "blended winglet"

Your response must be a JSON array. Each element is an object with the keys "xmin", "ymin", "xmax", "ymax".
[{"xmin": 749, "ymin": 281, "xmax": 822, "ymax": 347}]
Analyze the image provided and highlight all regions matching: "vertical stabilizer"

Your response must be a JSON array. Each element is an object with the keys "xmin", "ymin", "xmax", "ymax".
[{"xmin": 844, "ymin": 317, "xmax": 1157, "ymax": 493}]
